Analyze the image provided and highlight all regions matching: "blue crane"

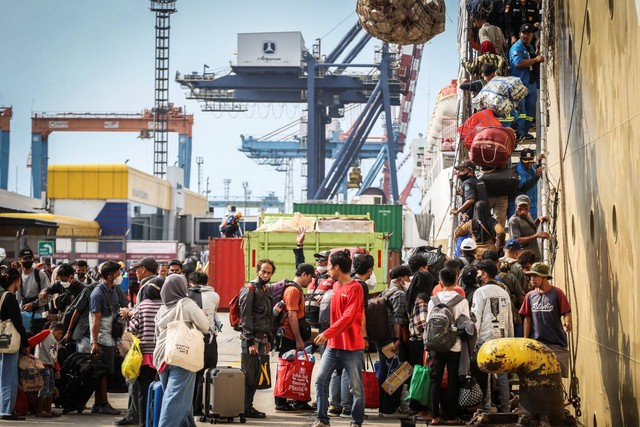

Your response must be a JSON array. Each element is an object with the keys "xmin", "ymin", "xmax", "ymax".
[{"xmin": 176, "ymin": 22, "xmax": 405, "ymax": 202}]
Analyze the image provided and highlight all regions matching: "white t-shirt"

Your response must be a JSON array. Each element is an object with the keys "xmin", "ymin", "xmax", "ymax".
[{"xmin": 427, "ymin": 290, "xmax": 470, "ymax": 352}]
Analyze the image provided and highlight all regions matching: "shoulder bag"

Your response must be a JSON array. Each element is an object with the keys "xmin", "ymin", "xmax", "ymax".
[
  {"xmin": 164, "ymin": 299, "xmax": 204, "ymax": 372},
  {"xmin": 0, "ymin": 292, "xmax": 21, "ymax": 354},
  {"xmin": 99, "ymin": 285, "xmax": 126, "ymax": 340}
]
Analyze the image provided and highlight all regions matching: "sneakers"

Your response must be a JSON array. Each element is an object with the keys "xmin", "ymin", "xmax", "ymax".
[
  {"xmin": 244, "ymin": 408, "xmax": 266, "ymax": 418},
  {"xmin": 339, "ymin": 410, "xmax": 352, "ymax": 418},
  {"xmin": 350, "ymin": 423, "xmax": 362, "ymax": 427},
  {"xmin": 293, "ymin": 402, "xmax": 315, "ymax": 412},
  {"xmin": 275, "ymin": 403, "xmax": 299, "ymax": 412},
  {"xmin": 379, "ymin": 410, "xmax": 409, "ymax": 419},
  {"xmin": 99, "ymin": 403, "xmax": 121, "ymax": 415},
  {"xmin": 114, "ymin": 418, "xmax": 137, "ymax": 426},
  {"xmin": 519, "ymin": 133, "xmax": 536, "ymax": 141},
  {"xmin": 311, "ymin": 419, "xmax": 331, "ymax": 427},
  {"xmin": 327, "ymin": 406, "xmax": 342, "ymax": 417}
]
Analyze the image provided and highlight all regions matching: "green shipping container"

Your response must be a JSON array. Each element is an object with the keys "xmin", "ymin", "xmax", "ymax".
[
  {"xmin": 244, "ymin": 230, "xmax": 390, "ymax": 294},
  {"xmin": 293, "ymin": 203, "xmax": 403, "ymax": 250}
]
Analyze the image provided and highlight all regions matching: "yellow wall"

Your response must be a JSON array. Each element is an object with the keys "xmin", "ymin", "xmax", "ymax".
[
  {"xmin": 182, "ymin": 189, "xmax": 208, "ymax": 216},
  {"xmin": 48, "ymin": 165, "xmax": 171, "ymax": 210}
]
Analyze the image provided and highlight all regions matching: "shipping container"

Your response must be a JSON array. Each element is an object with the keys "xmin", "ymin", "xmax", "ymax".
[
  {"xmin": 243, "ymin": 230, "xmax": 389, "ymax": 294},
  {"xmin": 293, "ymin": 203, "xmax": 403, "ymax": 250},
  {"xmin": 237, "ymin": 32, "xmax": 306, "ymax": 68},
  {"xmin": 208, "ymin": 238, "xmax": 245, "ymax": 310}
]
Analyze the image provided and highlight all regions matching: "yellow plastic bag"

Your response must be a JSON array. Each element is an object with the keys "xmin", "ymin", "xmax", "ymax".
[{"xmin": 121, "ymin": 336, "xmax": 142, "ymax": 380}]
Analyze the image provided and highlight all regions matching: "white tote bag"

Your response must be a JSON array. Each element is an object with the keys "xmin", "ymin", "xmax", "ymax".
[
  {"xmin": 164, "ymin": 299, "xmax": 204, "ymax": 372},
  {"xmin": 0, "ymin": 292, "xmax": 21, "ymax": 354}
]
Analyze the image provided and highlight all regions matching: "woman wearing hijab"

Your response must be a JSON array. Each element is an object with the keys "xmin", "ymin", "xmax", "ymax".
[
  {"xmin": 153, "ymin": 274, "xmax": 208, "ymax": 427},
  {"xmin": 0, "ymin": 268, "xmax": 29, "ymax": 420},
  {"xmin": 405, "ymin": 269, "xmax": 437, "ymax": 422},
  {"xmin": 454, "ymin": 200, "xmax": 505, "ymax": 260},
  {"xmin": 128, "ymin": 282, "xmax": 163, "ymax": 427}
]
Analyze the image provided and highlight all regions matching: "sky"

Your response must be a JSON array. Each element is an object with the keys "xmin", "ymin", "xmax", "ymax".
[{"xmin": 0, "ymin": 0, "xmax": 460, "ymax": 212}]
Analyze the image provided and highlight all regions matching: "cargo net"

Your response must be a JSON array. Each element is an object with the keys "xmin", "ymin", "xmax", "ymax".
[{"xmin": 356, "ymin": 0, "xmax": 446, "ymax": 45}]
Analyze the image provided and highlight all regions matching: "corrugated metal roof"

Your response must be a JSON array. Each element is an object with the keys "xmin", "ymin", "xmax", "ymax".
[
  {"xmin": 0, "ymin": 213, "xmax": 100, "ymax": 237},
  {"xmin": 293, "ymin": 203, "xmax": 403, "ymax": 249},
  {"xmin": 0, "ymin": 189, "xmax": 42, "ymax": 214}
]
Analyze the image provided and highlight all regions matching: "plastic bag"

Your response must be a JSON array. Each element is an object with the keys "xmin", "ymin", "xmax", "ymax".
[
  {"xmin": 406, "ymin": 364, "xmax": 431, "ymax": 407},
  {"xmin": 363, "ymin": 354, "xmax": 380, "ymax": 409},
  {"xmin": 121, "ymin": 336, "xmax": 143, "ymax": 380},
  {"xmin": 274, "ymin": 352, "xmax": 314, "ymax": 401}
]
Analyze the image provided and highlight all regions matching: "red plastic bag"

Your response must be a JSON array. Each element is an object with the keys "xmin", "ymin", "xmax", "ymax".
[
  {"xmin": 274, "ymin": 354, "xmax": 314, "ymax": 401},
  {"xmin": 363, "ymin": 355, "xmax": 379, "ymax": 408}
]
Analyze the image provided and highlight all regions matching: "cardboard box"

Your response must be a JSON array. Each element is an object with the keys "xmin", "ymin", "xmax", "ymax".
[
  {"xmin": 381, "ymin": 342, "xmax": 396, "ymax": 359},
  {"xmin": 382, "ymin": 361, "xmax": 413, "ymax": 395}
]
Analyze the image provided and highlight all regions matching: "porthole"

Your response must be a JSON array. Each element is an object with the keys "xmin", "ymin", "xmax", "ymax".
[
  {"xmin": 590, "ymin": 210, "xmax": 595, "ymax": 242},
  {"xmin": 571, "ymin": 215, "xmax": 575, "ymax": 245},
  {"xmin": 608, "ymin": 0, "xmax": 614, "ymax": 19},
  {"xmin": 585, "ymin": 9, "xmax": 591, "ymax": 44},
  {"xmin": 612, "ymin": 205, "xmax": 618, "ymax": 243}
]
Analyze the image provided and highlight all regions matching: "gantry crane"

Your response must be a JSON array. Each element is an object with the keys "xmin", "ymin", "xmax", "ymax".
[
  {"xmin": 177, "ymin": 23, "xmax": 408, "ymax": 202},
  {"xmin": 30, "ymin": 107, "xmax": 193, "ymax": 196},
  {"xmin": 0, "ymin": 107, "xmax": 12, "ymax": 190}
]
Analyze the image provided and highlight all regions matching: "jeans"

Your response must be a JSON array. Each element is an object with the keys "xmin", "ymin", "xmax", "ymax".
[
  {"xmin": 377, "ymin": 345, "xmax": 406, "ymax": 414},
  {"xmin": 315, "ymin": 348, "xmax": 364, "ymax": 425},
  {"xmin": 516, "ymin": 83, "xmax": 537, "ymax": 136},
  {"xmin": 407, "ymin": 340, "xmax": 428, "ymax": 413},
  {"xmin": 158, "ymin": 365, "xmax": 197, "ymax": 427},
  {"xmin": 430, "ymin": 351, "xmax": 461, "ymax": 421},
  {"xmin": 0, "ymin": 351, "xmax": 19, "ymax": 416},
  {"xmin": 328, "ymin": 367, "xmax": 351, "ymax": 410}
]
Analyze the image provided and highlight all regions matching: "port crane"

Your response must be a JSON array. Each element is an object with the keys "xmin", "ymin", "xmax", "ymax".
[
  {"xmin": 177, "ymin": 22, "xmax": 424, "ymax": 203},
  {"xmin": 30, "ymin": 107, "xmax": 193, "ymax": 196}
]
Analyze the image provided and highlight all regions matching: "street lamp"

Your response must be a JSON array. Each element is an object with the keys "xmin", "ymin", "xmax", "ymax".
[{"xmin": 242, "ymin": 181, "xmax": 249, "ymax": 235}]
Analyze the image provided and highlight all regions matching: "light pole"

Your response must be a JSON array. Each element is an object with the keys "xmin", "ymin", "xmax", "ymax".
[{"xmin": 242, "ymin": 181, "xmax": 248, "ymax": 235}]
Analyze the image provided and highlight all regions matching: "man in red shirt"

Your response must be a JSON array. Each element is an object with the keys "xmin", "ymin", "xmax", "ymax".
[{"xmin": 313, "ymin": 251, "xmax": 365, "ymax": 427}]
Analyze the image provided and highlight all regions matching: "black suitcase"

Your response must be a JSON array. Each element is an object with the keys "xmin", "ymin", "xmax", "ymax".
[
  {"xmin": 479, "ymin": 168, "xmax": 520, "ymax": 197},
  {"xmin": 201, "ymin": 367, "xmax": 246, "ymax": 424},
  {"xmin": 56, "ymin": 353, "xmax": 107, "ymax": 414}
]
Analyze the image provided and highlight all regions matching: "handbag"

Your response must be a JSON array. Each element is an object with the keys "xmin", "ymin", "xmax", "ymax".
[
  {"xmin": 99, "ymin": 285, "xmax": 126, "ymax": 340},
  {"xmin": 363, "ymin": 353, "xmax": 380, "ymax": 408},
  {"xmin": 121, "ymin": 336, "xmax": 143, "ymax": 380},
  {"xmin": 274, "ymin": 352, "xmax": 314, "ymax": 401},
  {"xmin": 0, "ymin": 292, "xmax": 20, "ymax": 354},
  {"xmin": 458, "ymin": 375, "xmax": 483, "ymax": 407},
  {"xmin": 18, "ymin": 354, "xmax": 45, "ymax": 392},
  {"xmin": 406, "ymin": 363, "xmax": 431, "ymax": 407},
  {"xmin": 164, "ymin": 299, "xmax": 205, "ymax": 372},
  {"xmin": 256, "ymin": 354, "xmax": 271, "ymax": 390}
]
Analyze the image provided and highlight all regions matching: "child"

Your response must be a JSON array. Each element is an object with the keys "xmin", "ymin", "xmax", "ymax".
[{"xmin": 28, "ymin": 321, "xmax": 64, "ymax": 417}]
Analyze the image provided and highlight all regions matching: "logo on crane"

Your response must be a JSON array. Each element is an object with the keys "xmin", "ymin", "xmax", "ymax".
[{"xmin": 262, "ymin": 41, "xmax": 277, "ymax": 55}]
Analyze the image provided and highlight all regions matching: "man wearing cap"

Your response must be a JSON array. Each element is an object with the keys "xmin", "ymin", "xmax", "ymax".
[
  {"xmin": 17, "ymin": 248, "xmax": 50, "ymax": 314},
  {"xmin": 509, "ymin": 194, "xmax": 549, "ymax": 261},
  {"xmin": 500, "ymin": 238, "xmax": 527, "ymax": 296},
  {"xmin": 508, "ymin": 148, "xmax": 545, "ymax": 218},
  {"xmin": 520, "ymin": 262, "xmax": 572, "ymax": 377},
  {"xmin": 274, "ymin": 263, "xmax": 316, "ymax": 412},
  {"xmin": 509, "ymin": 23, "xmax": 544, "ymax": 141},
  {"xmin": 458, "ymin": 237, "xmax": 479, "ymax": 267},
  {"xmin": 450, "ymin": 160, "xmax": 490, "ymax": 220}
]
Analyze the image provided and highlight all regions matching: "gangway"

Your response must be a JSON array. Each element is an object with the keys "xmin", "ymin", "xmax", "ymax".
[{"xmin": 30, "ymin": 107, "xmax": 194, "ymax": 196}]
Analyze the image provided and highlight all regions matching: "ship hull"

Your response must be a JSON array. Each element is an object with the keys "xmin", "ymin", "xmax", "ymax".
[{"xmin": 547, "ymin": 0, "xmax": 640, "ymax": 425}]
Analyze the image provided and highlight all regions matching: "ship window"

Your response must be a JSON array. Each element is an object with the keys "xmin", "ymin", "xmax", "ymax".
[
  {"xmin": 612, "ymin": 205, "xmax": 618, "ymax": 243},
  {"xmin": 590, "ymin": 210, "xmax": 595, "ymax": 242},
  {"xmin": 571, "ymin": 215, "xmax": 576, "ymax": 245},
  {"xmin": 608, "ymin": 0, "xmax": 614, "ymax": 19},
  {"xmin": 586, "ymin": 9, "xmax": 591, "ymax": 44}
]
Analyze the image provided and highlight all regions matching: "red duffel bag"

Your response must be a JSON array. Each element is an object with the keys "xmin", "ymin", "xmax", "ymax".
[
  {"xmin": 458, "ymin": 109, "xmax": 502, "ymax": 149},
  {"xmin": 470, "ymin": 126, "xmax": 516, "ymax": 168}
]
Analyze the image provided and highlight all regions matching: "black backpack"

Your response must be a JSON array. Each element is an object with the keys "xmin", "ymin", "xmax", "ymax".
[
  {"xmin": 365, "ymin": 287, "xmax": 400, "ymax": 343},
  {"xmin": 424, "ymin": 294, "xmax": 464, "ymax": 352}
]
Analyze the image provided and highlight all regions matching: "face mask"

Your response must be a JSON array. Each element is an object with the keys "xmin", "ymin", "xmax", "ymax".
[
  {"xmin": 316, "ymin": 265, "xmax": 328, "ymax": 275},
  {"xmin": 365, "ymin": 271, "xmax": 377, "ymax": 291},
  {"xmin": 22, "ymin": 261, "xmax": 33, "ymax": 269},
  {"xmin": 476, "ymin": 275, "xmax": 484, "ymax": 285},
  {"xmin": 76, "ymin": 273, "xmax": 86, "ymax": 281},
  {"xmin": 459, "ymin": 174, "xmax": 471, "ymax": 182},
  {"xmin": 114, "ymin": 276, "xmax": 123, "ymax": 286},
  {"xmin": 404, "ymin": 280, "xmax": 412, "ymax": 290},
  {"xmin": 257, "ymin": 277, "xmax": 269, "ymax": 286},
  {"xmin": 60, "ymin": 281, "xmax": 70, "ymax": 289}
]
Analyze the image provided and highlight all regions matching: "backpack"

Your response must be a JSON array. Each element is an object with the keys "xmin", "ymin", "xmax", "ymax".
[
  {"xmin": 318, "ymin": 289, "xmax": 333, "ymax": 332},
  {"xmin": 410, "ymin": 246, "xmax": 448, "ymax": 276},
  {"xmin": 365, "ymin": 287, "xmax": 400, "ymax": 343},
  {"xmin": 271, "ymin": 280, "xmax": 302, "ymax": 329},
  {"xmin": 228, "ymin": 282, "xmax": 256, "ymax": 331},
  {"xmin": 424, "ymin": 294, "xmax": 465, "ymax": 352}
]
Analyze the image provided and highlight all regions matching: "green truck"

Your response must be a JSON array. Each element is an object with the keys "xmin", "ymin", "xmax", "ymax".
[{"xmin": 243, "ymin": 214, "xmax": 390, "ymax": 293}]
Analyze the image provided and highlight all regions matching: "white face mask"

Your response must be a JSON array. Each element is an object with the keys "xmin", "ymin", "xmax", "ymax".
[
  {"xmin": 114, "ymin": 276, "xmax": 123, "ymax": 286},
  {"xmin": 316, "ymin": 265, "xmax": 328, "ymax": 275},
  {"xmin": 404, "ymin": 280, "xmax": 411, "ymax": 290},
  {"xmin": 365, "ymin": 271, "xmax": 377, "ymax": 291},
  {"xmin": 60, "ymin": 281, "xmax": 71, "ymax": 289}
]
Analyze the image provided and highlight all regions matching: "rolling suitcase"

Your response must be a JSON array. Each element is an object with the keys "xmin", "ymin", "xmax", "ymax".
[
  {"xmin": 201, "ymin": 367, "xmax": 246, "ymax": 424},
  {"xmin": 56, "ymin": 352, "xmax": 107, "ymax": 414},
  {"xmin": 146, "ymin": 381, "xmax": 164, "ymax": 427}
]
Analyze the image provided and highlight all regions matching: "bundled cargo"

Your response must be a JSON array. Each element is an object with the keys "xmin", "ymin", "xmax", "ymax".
[
  {"xmin": 470, "ymin": 126, "xmax": 516, "ymax": 168},
  {"xmin": 458, "ymin": 109, "xmax": 503, "ymax": 149},
  {"xmin": 472, "ymin": 76, "xmax": 528, "ymax": 117},
  {"xmin": 356, "ymin": 0, "xmax": 446, "ymax": 45}
]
